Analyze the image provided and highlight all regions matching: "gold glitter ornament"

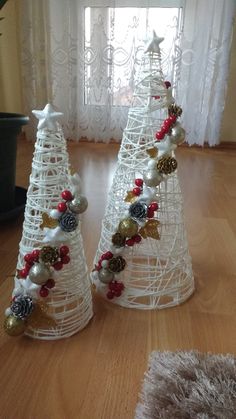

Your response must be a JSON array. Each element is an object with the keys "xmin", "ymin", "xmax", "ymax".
[
  {"xmin": 146, "ymin": 147, "xmax": 158, "ymax": 158},
  {"xmin": 40, "ymin": 213, "xmax": 58, "ymax": 230},
  {"xmin": 139, "ymin": 220, "xmax": 160, "ymax": 240},
  {"xmin": 157, "ymin": 157, "xmax": 177, "ymax": 175},
  {"xmin": 118, "ymin": 218, "xmax": 139, "ymax": 238},
  {"xmin": 124, "ymin": 191, "xmax": 137, "ymax": 203},
  {"xmin": 4, "ymin": 315, "xmax": 26, "ymax": 336},
  {"xmin": 27, "ymin": 302, "xmax": 56, "ymax": 329},
  {"xmin": 40, "ymin": 246, "xmax": 59, "ymax": 264}
]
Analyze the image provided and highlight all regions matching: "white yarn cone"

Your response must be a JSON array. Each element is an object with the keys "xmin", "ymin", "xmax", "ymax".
[
  {"xmin": 92, "ymin": 34, "xmax": 194, "ymax": 309},
  {"xmin": 4, "ymin": 104, "xmax": 93, "ymax": 339}
]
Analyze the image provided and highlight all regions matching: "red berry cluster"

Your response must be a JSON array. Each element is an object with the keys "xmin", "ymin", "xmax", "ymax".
[
  {"xmin": 52, "ymin": 245, "xmax": 70, "ymax": 271},
  {"xmin": 147, "ymin": 202, "xmax": 159, "ymax": 219},
  {"xmin": 155, "ymin": 114, "xmax": 177, "ymax": 141},
  {"xmin": 106, "ymin": 281, "xmax": 124, "ymax": 299},
  {"xmin": 39, "ymin": 278, "xmax": 55, "ymax": 298},
  {"xmin": 18, "ymin": 249, "xmax": 41, "ymax": 278},
  {"xmin": 57, "ymin": 190, "xmax": 74, "ymax": 213},
  {"xmin": 126, "ymin": 234, "xmax": 142, "ymax": 247},
  {"xmin": 95, "ymin": 251, "xmax": 113, "ymax": 271},
  {"xmin": 19, "ymin": 245, "xmax": 71, "ymax": 280},
  {"xmin": 18, "ymin": 245, "xmax": 70, "ymax": 299},
  {"xmin": 132, "ymin": 178, "xmax": 143, "ymax": 196}
]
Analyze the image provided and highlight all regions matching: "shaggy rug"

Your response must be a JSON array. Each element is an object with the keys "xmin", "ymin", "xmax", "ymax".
[{"xmin": 135, "ymin": 350, "xmax": 236, "ymax": 419}]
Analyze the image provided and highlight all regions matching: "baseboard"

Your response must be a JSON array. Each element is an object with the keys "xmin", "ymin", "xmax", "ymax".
[
  {"xmin": 20, "ymin": 133, "xmax": 236, "ymax": 150},
  {"xmin": 180, "ymin": 141, "xmax": 236, "ymax": 150}
]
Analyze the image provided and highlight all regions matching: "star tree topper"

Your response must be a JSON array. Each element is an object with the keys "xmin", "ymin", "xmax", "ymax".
[
  {"xmin": 145, "ymin": 31, "xmax": 164, "ymax": 54},
  {"xmin": 32, "ymin": 103, "xmax": 63, "ymax": 130}
]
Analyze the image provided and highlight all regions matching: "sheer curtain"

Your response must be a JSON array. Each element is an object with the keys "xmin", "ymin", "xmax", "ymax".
[
  {"xmin": 178, "ymin": 0, "xmax": 235, "ymax": 145},
  {"xmin": 19, "ymin": 0, "xmax": 235, "ymax": 145}
]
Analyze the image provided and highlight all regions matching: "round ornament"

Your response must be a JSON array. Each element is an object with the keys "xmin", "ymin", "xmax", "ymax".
[
  {"xmin": 170, "ymin": 122, "xmax": 186, "ymax": 145},
  {"xmin": 98, "ymin": 268, "xmax": 114, "ymax": 284},
  {"xmin": 10, "ymin": 295, "xmax": 34, "ymax": 319},
  {"xmin": 143, "ymin": 169, "xmax": 163, "ymax": 187},
  {"xmin": 68, "ymin": 196, "xmax": 88, "ymax": 214},
  {"xmin": 118, "ymin": 218, "xmax": 139, "ymax": 238},
  {"xmin": 59, "ymin": 212, "xmax": 78, "ymax": 232},
  {"xmin": 40, "ymin": 246, "xmax": 59, "ymax": 264},
  {"xmin": 29, "ymin": 262, "xmax": 51, "ymax": 285},
  {"xmin": 108, "ymin": 256, "xmax": 126, "ymax": 273},
  {"xmin": 4, "ymin": 315, "xmax": 26, "ymax": 336},
  {"xmin": 147, "ymin": 160, "xmax": 157, "ymax": 169}
]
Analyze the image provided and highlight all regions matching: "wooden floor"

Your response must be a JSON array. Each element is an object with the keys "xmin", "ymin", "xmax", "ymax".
[{"xmin": 0, "ymin": 140, "xmax": 236, "ymax": 419}]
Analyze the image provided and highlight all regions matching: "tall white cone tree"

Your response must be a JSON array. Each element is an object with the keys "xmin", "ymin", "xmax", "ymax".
[
  {"xmin": 4, "ymin": 104, "xmax": 93, "ymax": 339},
  {"xmin": 92, "ymin": 32, "xmax": 194, "ymax": 309}
]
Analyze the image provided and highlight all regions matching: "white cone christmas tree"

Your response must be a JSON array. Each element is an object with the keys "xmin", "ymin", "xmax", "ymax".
[
  {"xmin": 92, "ymin": 32, "xmax": 194, "ymax": 309},
  {"xmin": 4, "ymin": 104, "xmax": 93, "ymax": 339}
]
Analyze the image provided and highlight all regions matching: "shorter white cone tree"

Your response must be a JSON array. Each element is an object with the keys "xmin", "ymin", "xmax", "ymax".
[{"xmin": 4, "ymin": 104, "xmax": 93, "ymax": 339}]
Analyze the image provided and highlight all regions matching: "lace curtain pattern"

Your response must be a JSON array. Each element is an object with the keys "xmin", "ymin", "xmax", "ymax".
[{"xmin": 19, "ymin": 0, "xmax": 235, "ymax": 145}]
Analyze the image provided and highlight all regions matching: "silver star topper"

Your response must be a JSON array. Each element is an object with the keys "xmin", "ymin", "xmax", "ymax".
[{"xmin": 145, "ymin": 31, "xmax": 164, "ymax": 54}]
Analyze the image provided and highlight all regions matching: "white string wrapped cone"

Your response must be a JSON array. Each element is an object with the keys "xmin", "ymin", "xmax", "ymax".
[
  {"xmin": 4, "ymin": 104, "xmax": 93, "ymax": 339},
  {"xmin": 91, "ymin": 32, "xmax": 194, "ymax": 309}
]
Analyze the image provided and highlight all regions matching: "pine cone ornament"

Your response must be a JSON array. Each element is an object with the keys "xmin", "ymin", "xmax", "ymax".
[
  {"xmin": 112, "ymin": 232, "xmax": 126, "ymax": 247},
  {"xmin": 59, "ymin": 212, "xmax": 78, "ymax": 232},
  {"xmin": 11, "ymin": 295, "xmax": 34, "ymax": 319},
  {"xmin": 157, "ymin": 157, "xmax": 177, "ymax": 175},
  {"xmin": 168, "ymin": 104, "xmax": 182, "ymax": 118},
  {"xmin": 108, "ymin": 256, "xmax": 126, "ymax": 273},
  {"xmin": 40, "ymin": 246, "xmax": 59, "ymax": 264}
]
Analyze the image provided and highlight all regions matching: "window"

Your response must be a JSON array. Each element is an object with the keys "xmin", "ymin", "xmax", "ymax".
[{"xmin": 84, "ymin": 5, "xmax": 183, "ymax": 106}]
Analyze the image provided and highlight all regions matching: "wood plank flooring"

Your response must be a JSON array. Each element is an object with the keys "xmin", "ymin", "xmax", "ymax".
[{"xmin": 0, "ymin": 139, "xmax": 235, "ymax": 419}]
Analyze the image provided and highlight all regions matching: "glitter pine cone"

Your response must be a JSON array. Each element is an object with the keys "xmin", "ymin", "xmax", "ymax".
[
  {"xmin": 59, "ymin": 212, "xmax": 78, "ymax": 232},
  {"xmin": 108, "ymin": 256, "xmax": 126, "ymax": 273},
  {"xmin": 157, "ymin": 157, "xmax": 178, "ymax": 175},
  {"xmin": 10, "ymin": 295, "xmax": 34, "ymax": 320}
]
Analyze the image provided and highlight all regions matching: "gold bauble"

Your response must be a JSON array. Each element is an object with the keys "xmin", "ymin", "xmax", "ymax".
[
  {"xmin": 4, "ymin": 315, "xmax": 26, "ymax": 336},
  {"xmin": 28, "ymin": 262, "xmax": 51, "ymax": 285},
  {"xmin": 118, "ymin": 218, "xmax": 138, "ymax": 238},
  {"xmin": 143, "ymin": 169, "xmax": 163, "ymax": 187},
  {"xmin": 170, "ymin": 122, "xmax": 186, "ymax": 145}
]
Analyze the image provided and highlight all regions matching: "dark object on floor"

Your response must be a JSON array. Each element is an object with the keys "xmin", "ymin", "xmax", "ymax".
[
  {"xmin": 0, "ymin": 112, "xmax": 29, "ymax": 213},
  {"xmin": 0, "ymin": 186, "xmax": 26, "ymax": 222}
]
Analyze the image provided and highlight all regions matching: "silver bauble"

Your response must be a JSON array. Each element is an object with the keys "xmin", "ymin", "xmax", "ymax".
[
  {"xmin": 170, "ymin": 122, "xmax": 186, "ymax": 145},
  {"xmin": 28, "ymin": 262, "xmax": 51, "ymax": 285},
  {"xmin": 143, "ymin": 169, "xmax": 163, "ymax": 187},
  {"xmin": 68, "ymin": 195, "xmax": 88, "ymax": 214},
  {"xmin": 98, "ymin": 268, "xmax": 114, "ymax": 284}
]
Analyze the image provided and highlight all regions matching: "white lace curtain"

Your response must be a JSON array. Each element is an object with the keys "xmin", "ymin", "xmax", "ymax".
[{"xmin": 19, "ymin": 0, "xmax": 235, "ymax": 145}]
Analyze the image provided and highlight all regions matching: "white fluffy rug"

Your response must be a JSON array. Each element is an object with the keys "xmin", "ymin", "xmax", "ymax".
[{"xmin": 135, "ymin": 350, "xmax": 236, "ymax": 419}]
